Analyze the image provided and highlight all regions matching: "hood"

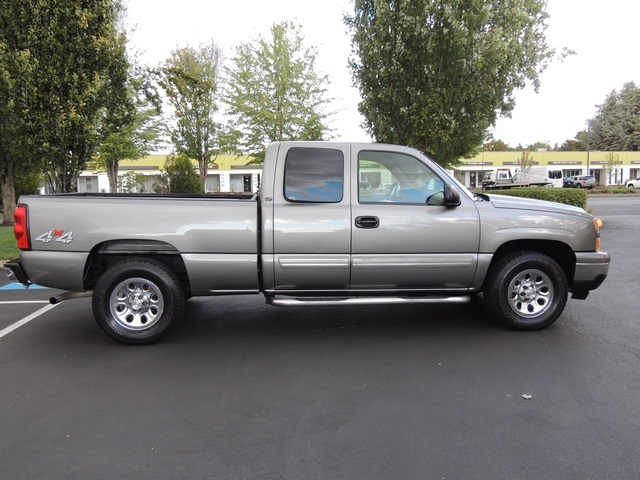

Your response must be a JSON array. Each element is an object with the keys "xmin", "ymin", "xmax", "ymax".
[{"xmin": 486, "ymin": 194, "xmax": 589, "ymax": 217}]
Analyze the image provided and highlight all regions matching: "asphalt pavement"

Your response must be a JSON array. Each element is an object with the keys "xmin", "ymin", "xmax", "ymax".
[{"xmin": 1, "ymin": 195, "xmax": 639, "ymax": 479}]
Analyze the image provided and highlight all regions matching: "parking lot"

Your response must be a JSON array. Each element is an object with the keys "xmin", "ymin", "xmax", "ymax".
[{"xmin": 1, "ymin": 195, "xmax": 639, "ymax": 479}]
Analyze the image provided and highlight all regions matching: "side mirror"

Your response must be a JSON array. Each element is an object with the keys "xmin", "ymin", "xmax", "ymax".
[{"xmin": 444, "ymin": 184, "xmax": 461, "ymax": 206}]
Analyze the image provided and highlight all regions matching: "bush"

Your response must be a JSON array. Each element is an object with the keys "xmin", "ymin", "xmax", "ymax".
[
  {"xmin": 487, "ymin": 187, "xmax": 587, "ymax": 209},
  {"xmin": 589, "ymin": 187, "xmax": 636, "ymax": 194},
  {"xmin": 153, "ymin": 155, "xmax": 202, "ymax": 194}
]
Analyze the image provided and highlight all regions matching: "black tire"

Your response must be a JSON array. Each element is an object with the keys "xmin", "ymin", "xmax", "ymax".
[
  {"xmin": 92, "ymin": 258, "xmax": 185, "ymax": 344},
  {"xmin": 483, "ymin": 251, "xmax": 568, "ymax": 330}
]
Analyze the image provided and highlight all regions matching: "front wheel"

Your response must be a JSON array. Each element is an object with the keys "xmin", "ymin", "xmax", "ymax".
[
  {"xmin": 92, "ymin": 258, "xmax": 185, "ymax": 344},
  {"xmin": 483, "ymin": 251, "xmax": 568, "ymax": 330}
]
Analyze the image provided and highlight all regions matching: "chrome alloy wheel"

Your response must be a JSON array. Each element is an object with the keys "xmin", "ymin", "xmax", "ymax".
[
  {"xmin": 109, "ymin": 277, "xmax": 165, "ymax": 330},
  {"xmin": 507, "ymin": 268, "xmax": 554, "ymax": 318}
]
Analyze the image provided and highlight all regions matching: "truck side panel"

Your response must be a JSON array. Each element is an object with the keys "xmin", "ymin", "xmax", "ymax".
[
  {"xmin": 182, "ymin": 254, "xmax": 259, "ymax": 295},
  {"xmin": 20, "ymin": 195, "xmax": 260, "ymax": 293},
  {"xmin": 17, "ymin": 251, "xmax": 88, "ymax": 291}
]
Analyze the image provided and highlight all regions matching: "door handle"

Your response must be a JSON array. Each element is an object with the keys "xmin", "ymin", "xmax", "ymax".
[{"xmin": 355, "ymin": 216, "xmax": 379, "ymax": 229}]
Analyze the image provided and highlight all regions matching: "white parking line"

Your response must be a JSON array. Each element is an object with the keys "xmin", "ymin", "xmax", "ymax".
[{"xmin": 0, "ymin": 303, "xmax": 58, "ymax": 338}]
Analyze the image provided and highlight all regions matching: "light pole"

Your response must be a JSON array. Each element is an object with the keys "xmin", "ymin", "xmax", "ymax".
[{"xmin": 586, "ymin": 122, "xmax": 591, "ymax": 176}]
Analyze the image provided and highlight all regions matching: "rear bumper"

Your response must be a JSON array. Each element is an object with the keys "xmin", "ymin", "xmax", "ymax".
[
  {"xmin": 571, "ymin": 251, "xmax": 610, "ymax": 299},
  {"xmin": 4, "ymin": 259, "xmax": 31, "ymax": 287}
]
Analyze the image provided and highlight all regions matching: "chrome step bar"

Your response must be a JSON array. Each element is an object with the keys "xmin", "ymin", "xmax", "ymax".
[{"xmin": 267, "ymin": 295, "xmax": 471, "ymax": 307}]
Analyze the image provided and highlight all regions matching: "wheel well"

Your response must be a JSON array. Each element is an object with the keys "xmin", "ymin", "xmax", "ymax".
[
  {"xmin": 486, "ymin": 240, "xmax": 576, "ymax": 289},
  {"xmin": 83, "ymin": 240, "xmax": 192, "ymax": 297}
]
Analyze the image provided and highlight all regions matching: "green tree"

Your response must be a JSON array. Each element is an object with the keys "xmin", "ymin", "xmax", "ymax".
[
  {"xmin": 483, "ymin": 139, "xmax": 512, "ymax": 151},
  {"xmin": 516, "ymin": 150, "xmax": 535, "ymax": 181},
  {"xmin": 157, "ymin": 41, "xmax": 227, "ymax": 192},
  {"xmin": 0, "ymin": 86, "xmax": 20, "ymax": 224},
  {"xmin": 95, "ymin": 56, "xmax": 162, "ymax": 193},
  {"xmin": 225, "ymin": 21, "xmax": 334, "ymax": 162},
  {"xmin": 558, "ymin": 131, "xmax": 588, "ymax": 151},
  {"xmin": 117, "ymin": 171, "xmax": 149, "ymax": 193},
  {"xmin": 345, "ymin": 0, "xmax": 556, "ymax": 168},
  {"xmin": 1, "ymin": 1, "xmax": 41, "ymax": 224},
  {"xmin": 604, "ymin": 152, "xmax": 621, "ymax": 185},
  {"xmin": 526, "ymin": 141, "xmax": 551, "ymax": 151},
  {"xmin": 1, "ymin": 0, "xmax": 128, "ymax": 195},
  {"xmin": 153, "ymin": 155, "xmax": 201, "ymax": 194},
  {"xmin": 590, "ymin": 82, "xmax": 640, "ymax": 151}
]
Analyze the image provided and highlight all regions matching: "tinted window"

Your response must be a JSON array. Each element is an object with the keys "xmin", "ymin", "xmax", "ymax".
[{"xmin": 284, "ymin": 148, "xmax": 344, "ymax": 203}]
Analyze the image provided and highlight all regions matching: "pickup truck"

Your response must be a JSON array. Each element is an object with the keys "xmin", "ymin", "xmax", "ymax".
[{"xmin": 6, "ymin": 141, "xmax": 610, "ymax": 344}]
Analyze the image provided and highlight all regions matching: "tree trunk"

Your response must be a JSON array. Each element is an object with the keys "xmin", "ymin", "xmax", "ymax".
[
  {"xmin": 198, "ymin": 160, "xmax": 207, "ymax": 194},
  {"xmin": 1, "ymin": 155, "xmax": 17, "ymax": 225},
  {"xmin": 106, "ymin": 160, "xmax": 119, "ymax": 193}
]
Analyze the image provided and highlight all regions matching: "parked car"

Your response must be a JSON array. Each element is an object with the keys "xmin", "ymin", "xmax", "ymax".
[
  {"xmin": 626, "ymin": 177, "xmax": 640, "ymax": 189},
  {"xmin": 571, "ymin": 175, "xmax": 596, "ymax": 189},
  {"xmin": 562, "ymin": 177, "xmax": 574, "ymax": 188}
]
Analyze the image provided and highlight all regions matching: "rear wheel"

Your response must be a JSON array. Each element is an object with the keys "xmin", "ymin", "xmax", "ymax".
[
  {"xmin": 484, "ymin": 251, "xmax": 568, "ymax": 330},
  {"xmin": 92, "ymin": 258, "xmax": 185, "ymax": 344}
]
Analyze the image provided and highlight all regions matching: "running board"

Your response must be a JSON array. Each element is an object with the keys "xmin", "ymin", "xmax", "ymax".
[{"xmin": 267, "ymin": 295, "xmax": 471, "ymax": 307}]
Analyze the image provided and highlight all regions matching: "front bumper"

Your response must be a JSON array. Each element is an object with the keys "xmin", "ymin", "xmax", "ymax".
[{"xmin": 571, "ymin": 251, "xmax": 610, "ymax": 299}]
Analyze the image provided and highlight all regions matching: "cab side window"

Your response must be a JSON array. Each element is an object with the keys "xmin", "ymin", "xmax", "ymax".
[
  {"xmin": 284, "ymin": 148, "xmax": 344, "ymax": 203},
  {"xmin": 358, "ymin": 150, "xmax": 444, "ymax": 205}
]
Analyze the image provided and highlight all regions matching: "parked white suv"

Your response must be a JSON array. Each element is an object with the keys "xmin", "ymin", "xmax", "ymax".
[
  {"xmin": 572, "ymin": 175, "xmax": 596, "ymax": 189},
  {"xmin": 626, "ymin": 177, "xmax": 640, "ymax": 189}
]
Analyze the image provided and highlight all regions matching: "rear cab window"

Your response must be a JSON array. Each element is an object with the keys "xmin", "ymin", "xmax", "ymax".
[{"xmin": 284, "ymin": 147, "xmax": 344, "ymax": 203}]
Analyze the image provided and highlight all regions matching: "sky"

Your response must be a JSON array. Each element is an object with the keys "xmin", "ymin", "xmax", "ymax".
[{"xmin": 125, "ymin": 0, "xmax": 640, "ymax": 150}]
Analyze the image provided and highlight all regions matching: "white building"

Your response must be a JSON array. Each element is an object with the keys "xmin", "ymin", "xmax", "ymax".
[{"xmin": 75, "ymin": 154, "xmax": 262, "ymax": 194}]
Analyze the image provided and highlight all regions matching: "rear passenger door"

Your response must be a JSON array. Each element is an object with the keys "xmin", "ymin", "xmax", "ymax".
[{"xmin": 271, "ymin": 144, "xmax": 352, "ymax": 292}]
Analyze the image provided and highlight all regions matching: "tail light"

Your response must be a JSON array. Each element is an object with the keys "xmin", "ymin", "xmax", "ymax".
[{"xmin": 14, "ymin": 204, "xmax": 31, "ymax": 250}]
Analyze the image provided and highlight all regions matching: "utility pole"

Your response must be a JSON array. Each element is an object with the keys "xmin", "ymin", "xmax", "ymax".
[{"xmin": 586, "ymin": 122, "xmax": 591, "ymax": 176}]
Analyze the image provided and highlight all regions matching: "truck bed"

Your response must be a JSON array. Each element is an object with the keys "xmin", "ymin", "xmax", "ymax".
[{"xmin": 16, "ymin": 193, "xmax": 260, "ymax": 293}]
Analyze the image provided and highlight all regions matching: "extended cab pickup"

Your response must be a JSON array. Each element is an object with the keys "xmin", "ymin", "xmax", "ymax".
[{"xmin": 6, "ymin": 142, "xmax": 610, "ymax": 343}]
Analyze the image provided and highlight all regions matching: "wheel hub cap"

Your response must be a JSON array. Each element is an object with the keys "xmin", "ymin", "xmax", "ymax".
[
  {"xmin": 130, "ymin": 295, "xmax": 146, "ymax": 311},
  {"xmin": 508, "ymin": 269, "xmax": 554, "ymax": 318},
  {"xmin": 109, "ymin": 278, "xmax": 164, "ymax": 331},
  {"xmin": 518, "ymin": 281, "xmax": 537, "ymax": 302}
]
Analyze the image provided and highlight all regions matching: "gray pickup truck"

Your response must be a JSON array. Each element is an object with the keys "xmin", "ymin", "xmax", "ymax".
[{"xmin": 6, "ymin": 141, "xmax": 610, "ymax": 343}]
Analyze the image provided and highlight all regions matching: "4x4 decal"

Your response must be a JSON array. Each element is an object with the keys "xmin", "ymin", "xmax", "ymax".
[{"xmin": 35, "ymin": 230, "xmax": 74, "ymax": 244}]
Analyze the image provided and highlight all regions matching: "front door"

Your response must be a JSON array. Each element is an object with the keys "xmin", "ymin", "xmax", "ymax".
[{"xmin": 351, "ymin": 147, "xmax": 480, "ymax": 292}]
